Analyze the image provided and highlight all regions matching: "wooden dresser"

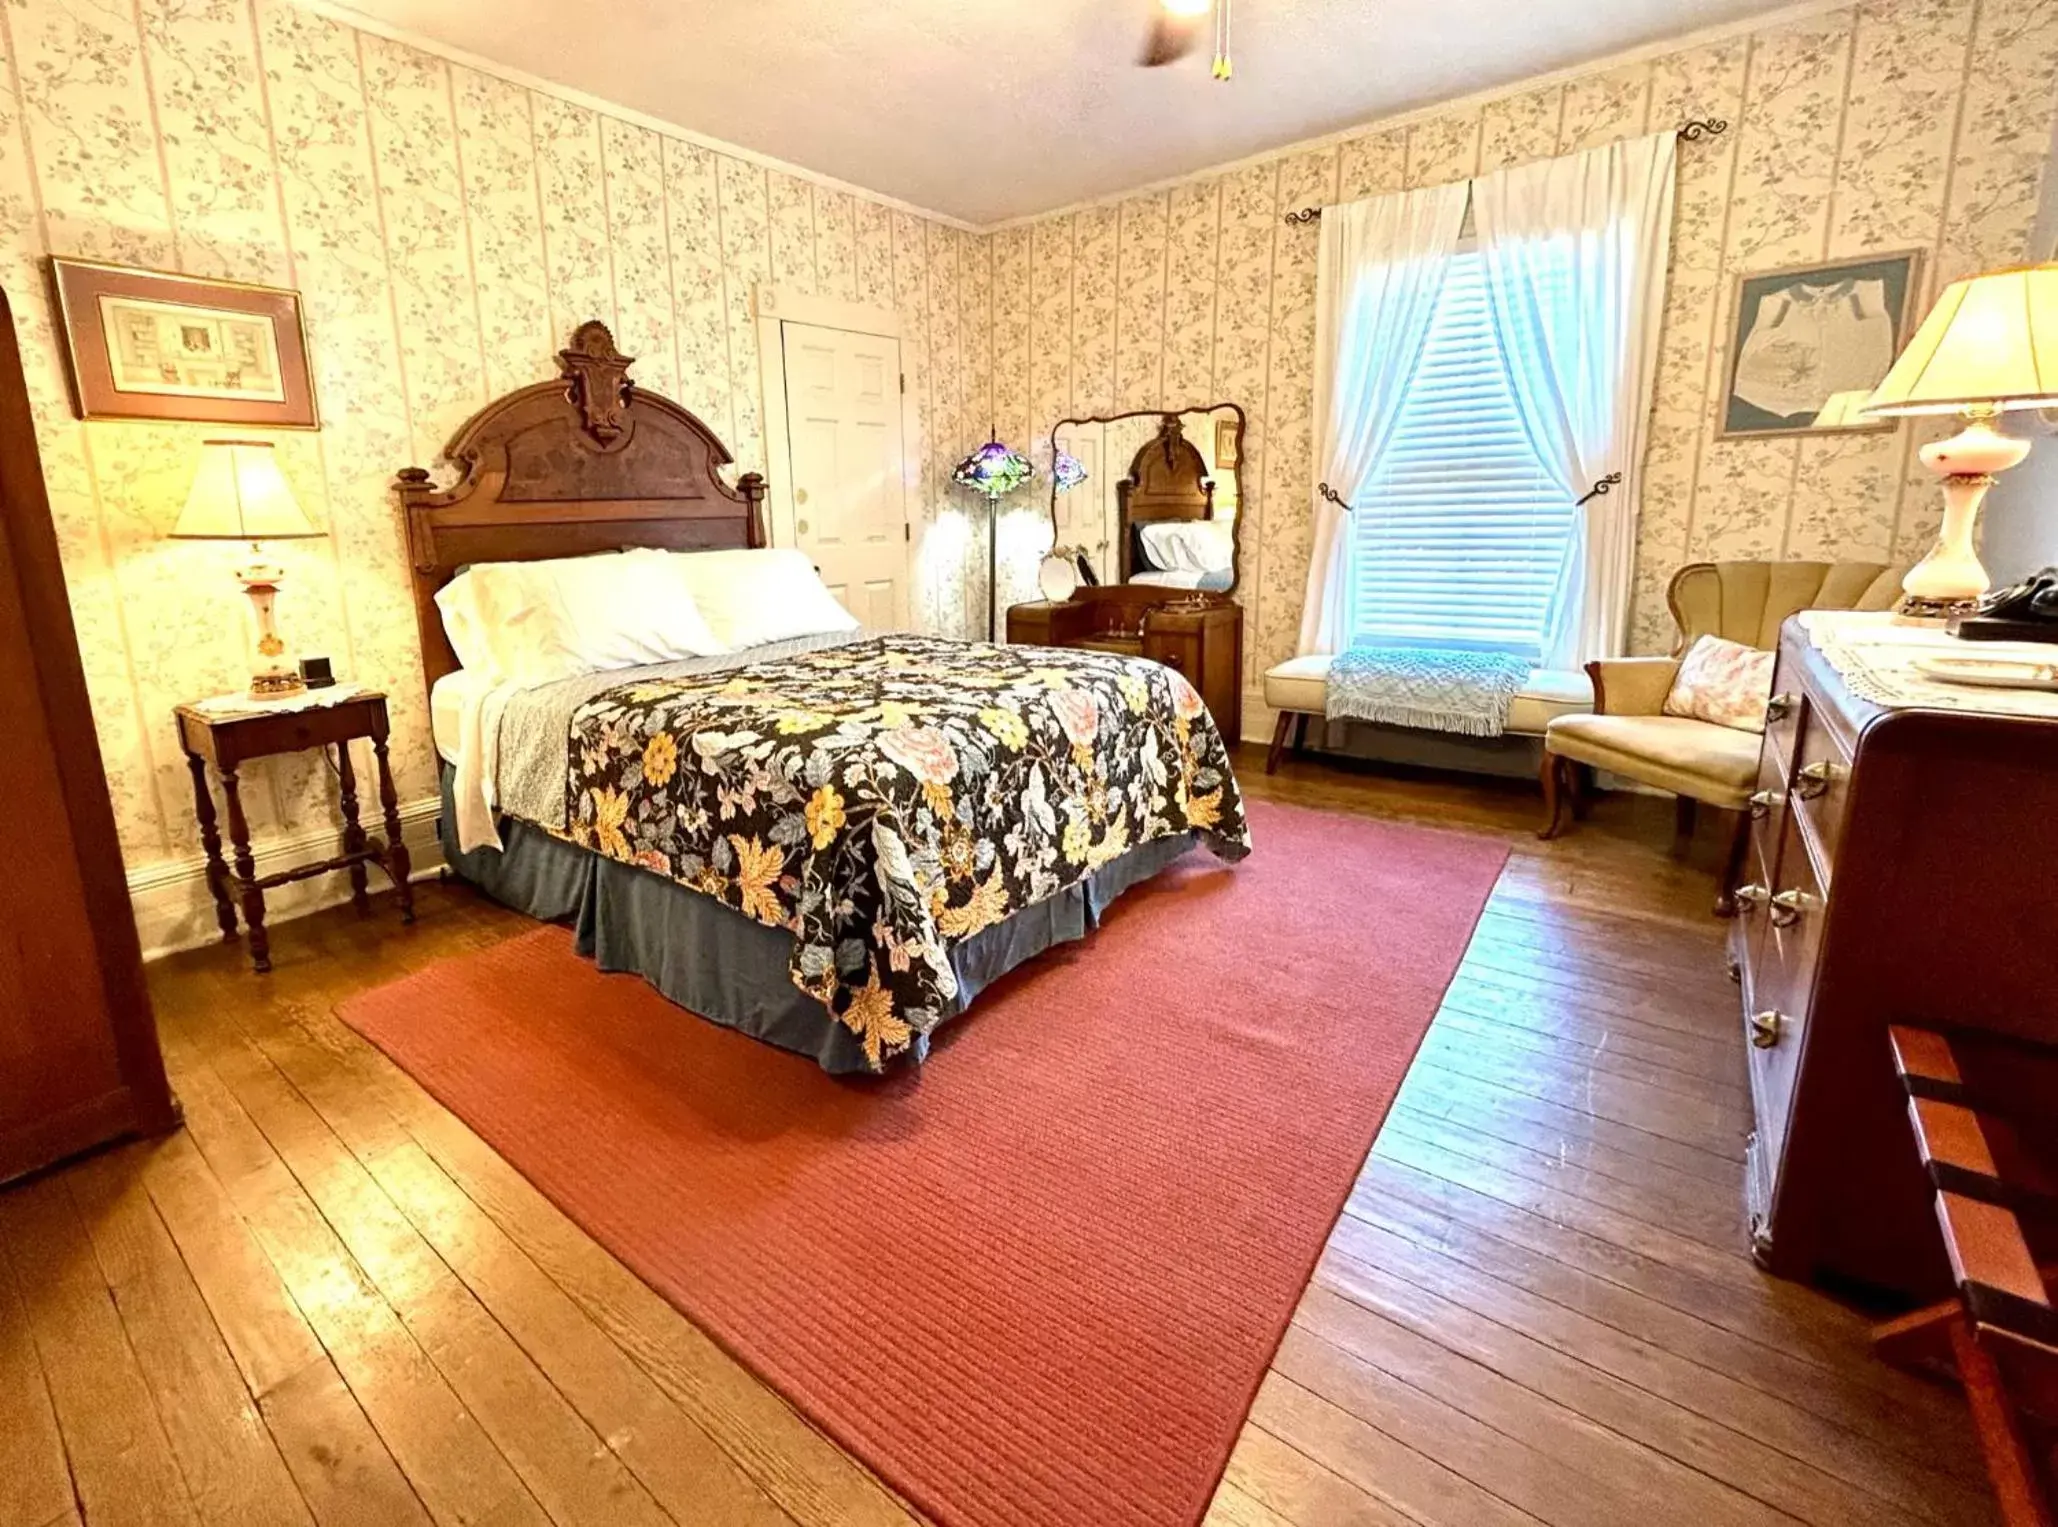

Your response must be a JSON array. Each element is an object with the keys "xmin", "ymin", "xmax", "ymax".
[
  {"xmin": 1735, "ymin": 619, "xmax": 2058, "ymax": 1299},
  {"xmin": 1007, "ymin": 590, "xmax": 1243, "ymax": 742}
]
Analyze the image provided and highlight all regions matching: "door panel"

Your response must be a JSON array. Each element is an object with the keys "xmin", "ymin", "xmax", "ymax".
[{"xmin": 781, "ymin": 322, "xmax": 909, "ymax": 631}]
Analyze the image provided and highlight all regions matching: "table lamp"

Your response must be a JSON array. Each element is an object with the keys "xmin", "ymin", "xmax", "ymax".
[
  {"xmin": 1862, "ymin": 262, "xmax": 2058, "ymax": 621},
  {"xmin": 171, "ymin": 439, "xmax": 324, "ymax": 696}
]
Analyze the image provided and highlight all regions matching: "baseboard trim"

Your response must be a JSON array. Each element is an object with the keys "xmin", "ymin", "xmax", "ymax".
[{"xmin": 130, "ymin": 795, "xmax": 447, "ymax": 963}]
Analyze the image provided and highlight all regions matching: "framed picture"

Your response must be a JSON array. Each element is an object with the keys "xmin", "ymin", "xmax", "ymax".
[
  {"xmin": 48, "ymin": 258, "xmax": 318, "ymax": 428},
  {"xmin": 1718, "ymin": 249, "xmax": 1924, "ymax": 438}
]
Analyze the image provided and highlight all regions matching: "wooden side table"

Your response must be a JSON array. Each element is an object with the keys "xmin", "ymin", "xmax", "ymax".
[{"xmin": 175, "ymin": 690, "xmax": 414, "ymax": 974}]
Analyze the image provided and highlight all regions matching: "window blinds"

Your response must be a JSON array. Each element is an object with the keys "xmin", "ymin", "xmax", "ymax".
[{"xmin": 1348, "ymin": 248, "xmax": 1574, "ymax": 657}]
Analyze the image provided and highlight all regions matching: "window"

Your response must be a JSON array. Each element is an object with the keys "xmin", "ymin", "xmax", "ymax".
[{"xmin": 1349, "ymin": 247, "xmax": 1574, "ymax": 659}]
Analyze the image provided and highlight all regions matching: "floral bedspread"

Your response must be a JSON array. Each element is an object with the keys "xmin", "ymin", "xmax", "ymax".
[{"xmin": 564, "ymin": 635, "xmax": 1250, "ymax": 1069}]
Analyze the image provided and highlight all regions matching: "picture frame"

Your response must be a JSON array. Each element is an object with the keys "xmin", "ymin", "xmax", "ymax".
[
  {"xmin": 1717, "ymin": 249, "xmax": 1925, "ymax": 439},
  {"xmin": 48, "ymin": 258, "xmax": 319, "ymax": 429}
]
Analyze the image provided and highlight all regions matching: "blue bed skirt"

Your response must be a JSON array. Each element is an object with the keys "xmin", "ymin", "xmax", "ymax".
[{"xmin": 437, "ymin": 767, "xmax": 1198, "ymax": 1073}]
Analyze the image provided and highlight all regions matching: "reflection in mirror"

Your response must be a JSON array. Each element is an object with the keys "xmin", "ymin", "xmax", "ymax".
[{"xmin": 1049, "ymin": 405, "xmax": 1244, "ymax": 593}]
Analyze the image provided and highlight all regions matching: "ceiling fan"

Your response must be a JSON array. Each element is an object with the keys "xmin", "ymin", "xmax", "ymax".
[{"xmin": 1139, "ymin": 0, "xmax": 1234, "ymax": 80}]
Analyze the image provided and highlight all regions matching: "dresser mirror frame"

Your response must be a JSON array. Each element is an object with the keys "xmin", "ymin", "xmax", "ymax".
[{"xmin": 1046, "ymin": 404, "xmax": 1247, "ymax": 599}]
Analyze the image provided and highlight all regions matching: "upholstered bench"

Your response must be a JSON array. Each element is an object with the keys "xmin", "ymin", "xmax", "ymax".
[{"xmin": 1260, "ymin": 655, "xmax": 1593, "ymax": 772}]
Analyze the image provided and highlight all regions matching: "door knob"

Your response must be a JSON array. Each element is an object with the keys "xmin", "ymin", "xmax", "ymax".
[
  {"xmin": 795, "ymin": 487, "xmax": 810, "ymax": 506},
  {"xmin": 1749, "ymin": 1010, "xmax": 1785, "ymax": 1049},
  {"xmin": 1733, "ymin": 883, "xmax": 1770, "ymax": 913},
  {"xmin": 797, "ymin": 519, "xmax": 810, "ymax": 535},
  {"xmin": 1748, "ymin": 789, "xmax": 1781, "ymax": 819},
  {"xmin": 1765, "ymin": 693, "xmax": 1797, "ymax": 723}
]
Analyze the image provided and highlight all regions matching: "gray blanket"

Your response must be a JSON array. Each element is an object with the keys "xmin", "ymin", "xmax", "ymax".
[{"xmin": 1326, "ymin": 644, "xmax": 1533, "ymax": 737}]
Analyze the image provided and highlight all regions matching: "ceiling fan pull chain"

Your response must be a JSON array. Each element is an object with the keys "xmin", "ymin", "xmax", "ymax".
[{"xmin": 1213, "ymin": 0, "xmax": 1233, "ymax": 80}]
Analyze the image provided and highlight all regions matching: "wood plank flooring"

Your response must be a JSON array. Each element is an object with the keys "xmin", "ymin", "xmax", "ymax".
[{"xmin": 0, "ymin": 745, "xmax": 1994, "ymax": 1527}]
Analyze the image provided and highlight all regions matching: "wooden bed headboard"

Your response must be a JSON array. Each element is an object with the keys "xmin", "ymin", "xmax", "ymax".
[{"xmin": 394, "ymin": 320, "xmax": 766, "ymax": 696}]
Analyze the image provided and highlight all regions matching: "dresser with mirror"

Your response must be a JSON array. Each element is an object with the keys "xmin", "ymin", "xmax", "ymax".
[{"xmin": 1006, "ymin": 405, "xmax": 1245, "ymax": 741}]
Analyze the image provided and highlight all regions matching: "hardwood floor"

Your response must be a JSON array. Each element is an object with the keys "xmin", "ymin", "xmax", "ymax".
[{"xmin": 0, "ymin": 745, "xmax": 1993, "ymax": 1527}]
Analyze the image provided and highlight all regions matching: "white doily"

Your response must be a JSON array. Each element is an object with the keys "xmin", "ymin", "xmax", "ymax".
[{"xmin": 1796, "ymin": 611, "xmax": 2058, "ymax": 719}]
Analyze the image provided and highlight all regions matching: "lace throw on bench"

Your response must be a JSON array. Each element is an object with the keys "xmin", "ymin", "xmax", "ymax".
[{"xmin": 1326, "ymin": 643, "xmax": 1533, "ymax": 737}]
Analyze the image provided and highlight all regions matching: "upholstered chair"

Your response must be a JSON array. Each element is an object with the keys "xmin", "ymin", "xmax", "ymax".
[{"xmin": 1539, "ymin": 560, "xmax": 1903, "ymax": 910}]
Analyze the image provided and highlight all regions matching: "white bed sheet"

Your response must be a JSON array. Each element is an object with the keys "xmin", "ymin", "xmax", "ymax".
[
  {"xmin": 430, "ymin": 667, "xmax": 536, "ymax": 855},
  {"xmin": 430, "ymin": 669, "xmax": 488, "ymax": 764}
]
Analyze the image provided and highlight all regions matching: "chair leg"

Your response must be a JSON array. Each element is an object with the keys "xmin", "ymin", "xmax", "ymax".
[
  {"xmin": 1673, "ymin": 794, "xmax": 1699, "ymax": 856},
  {"xmin": 1538, "ymin": 753, "xmax": 1572, "ymax": 840},
  {"xmin": 1569, "ymin": 762, "xmax": 1595, "ymax": 821},
  {"xmin": 1714, "ymin": 808, "xmax": 1752, "ymax": 918},
  {"xmin": 1293, "ymin": 712, "xmax": 1312, "ymax": 756},
  {"xmin": 1266, "ymin": 712, "xmax": 1291, "ymax": 774}
]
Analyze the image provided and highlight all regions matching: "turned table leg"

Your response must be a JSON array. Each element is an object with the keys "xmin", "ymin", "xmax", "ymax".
[
  {"xmin": 218, "ymin": 766, "xmax": 271, "ymax": 973},
  {"xmin": 334, "ymin": 742, "xmax": 371, "ymax": 916},
  {"xmin": 184, "ymin": 751, "xmax": 238, "ymax": 941},
  {"xmin": 371, "ymin": 731, "xmax": 414, "ymax": 925}
]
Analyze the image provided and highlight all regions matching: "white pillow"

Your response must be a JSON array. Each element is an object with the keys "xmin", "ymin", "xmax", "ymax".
[
  {"xmin": 1663, "ymin": 635, "xmax": 1776, "ymax": 732},
  {"xmin": 437, "ymin": 551, "xmax": 727, "ymax": 684},
  {"xmin": 1139, "ymin": 520, "xmax": 1233, "ymax": 574},
  {"xmin": 644, "ymin": 548, "xmax": 860, "ymax": 649}
]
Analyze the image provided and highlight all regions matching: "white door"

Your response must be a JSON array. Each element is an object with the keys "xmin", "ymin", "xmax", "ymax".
[{"xmin": 780, "ymin": 322, "xmax": 909, "ymax": 630}]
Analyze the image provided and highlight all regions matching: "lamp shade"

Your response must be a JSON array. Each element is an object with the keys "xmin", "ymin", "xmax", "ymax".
[
  {"xmin": 1863, "ymin": 263, "xmax": 2058, "ymax": 417},
  {"xmin": 171, "ymin": 439, "xmax": 320, "ymax": 541},
  {"xmin": 951, "ymin": 437, "xmax": 1033, "ymax": 501}
]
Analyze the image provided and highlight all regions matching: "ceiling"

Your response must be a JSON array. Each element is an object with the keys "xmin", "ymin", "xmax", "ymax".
[{"xmin": 337, "ymin": 0, "xmax": 1799, "ymax": 225}]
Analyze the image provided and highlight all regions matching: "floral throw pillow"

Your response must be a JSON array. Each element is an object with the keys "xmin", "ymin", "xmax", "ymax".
[{"xmin": 1663, "ymin": 635, "xmax": 1777, "ymax": 732}]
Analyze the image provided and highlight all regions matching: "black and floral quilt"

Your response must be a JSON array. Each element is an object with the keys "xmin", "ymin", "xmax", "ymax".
[{"xmin": 563, "ymin": 635, "xmax": 1250, "ymax": 1069}]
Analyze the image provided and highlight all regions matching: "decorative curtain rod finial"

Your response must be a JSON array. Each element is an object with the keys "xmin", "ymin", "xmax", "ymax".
[{"xmin": 1574, "ymin": 471, "xmax": 1624, "ymax": 507}]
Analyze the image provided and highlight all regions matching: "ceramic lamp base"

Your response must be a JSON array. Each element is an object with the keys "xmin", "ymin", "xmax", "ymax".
[
  {"xmin": 1893, "ymin": 592, "xmax": 1982, "ymax": 624},
  {"xmin": 237, "ymin": 557, "xmax": 304, "ymax": 698},
  {"xmin": 1896, "ymin": 412, "xmax": 2030, "ymax": 620},
  {"xmin": 249, "ymin": 671, "xmax": 306, "ymax": 698}
]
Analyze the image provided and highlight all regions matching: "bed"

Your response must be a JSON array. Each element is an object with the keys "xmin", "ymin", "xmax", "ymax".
[{"xmin": 401, "ymin": 322, "xmax": 1251, "ymax": 1073}]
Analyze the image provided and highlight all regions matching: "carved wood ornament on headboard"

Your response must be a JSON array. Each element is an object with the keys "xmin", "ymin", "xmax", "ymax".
[{"xmin": 395, "ymin": 320, "xmax": 767, "ymax": 698}]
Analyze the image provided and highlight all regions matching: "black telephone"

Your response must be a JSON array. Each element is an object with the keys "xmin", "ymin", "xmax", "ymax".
[{"xmin": 1952, "ymin": 566, "xmax": 2058, "ymax": 643}]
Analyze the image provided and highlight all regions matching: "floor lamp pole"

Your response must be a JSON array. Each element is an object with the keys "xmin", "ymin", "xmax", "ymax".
[{"xmin": 986, "ymin": 495, "xmax": 999, "ymax": 642}]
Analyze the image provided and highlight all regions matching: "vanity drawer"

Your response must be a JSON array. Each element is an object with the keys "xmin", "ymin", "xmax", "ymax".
[
  {"xmin": 1141, "ymin": 629, "xmax": 1202, "ymax": 681},
  {"xmin": 1743, "ymin": 808, "xmax": 1828, "ymax": 1177}
]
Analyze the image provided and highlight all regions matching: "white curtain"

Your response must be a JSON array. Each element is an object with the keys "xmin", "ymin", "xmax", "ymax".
[
  {"xmin": 1296, "ymin": 181, "xmax": 1469, "ymax": 657},
  {"xmin": 1472, "ymin": 131, "xmax": 1676, "ymax": 669}
]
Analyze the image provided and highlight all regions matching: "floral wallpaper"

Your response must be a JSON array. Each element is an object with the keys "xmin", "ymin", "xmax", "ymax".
[
  {"xmin": 0, "ymin": 0, "xmax": 988, "ymax": 902},
  {"xmin": 3, "ymin": 0, "xmax": 2054, "ymax": 937},
  {"xmin": 988, "ymin": 0, "xmax": 2058, "ymax": 704}
]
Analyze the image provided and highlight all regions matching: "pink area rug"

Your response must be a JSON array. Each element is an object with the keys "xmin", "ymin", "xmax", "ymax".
[{"xmin": 341, "ymin": 799, "xmax": 1507, "ymax": 1527}]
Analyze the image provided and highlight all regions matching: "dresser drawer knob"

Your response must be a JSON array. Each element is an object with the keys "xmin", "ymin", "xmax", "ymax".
[
  {"xmin": 1748, "ymin": 789, "xmax": 1781, "ymax": 819},
  {"xmin": 1769, "ymin": 888, "xmax": 1813, "ymax": 927},
  {"xmin": 1750, "ymin": 1010, "xmax": 1786, "ymax": 1049},
  {"xmin": 1794, "ymin": 760, "xmax": 1843, "ymax": 799},
  {"xmin": 1733, "ymin": 883, "xmax": 1770, "ymax": 913},
  {"xmin": 1765, "ymin": 693, "xmax": 1797, "ymax": 723}
]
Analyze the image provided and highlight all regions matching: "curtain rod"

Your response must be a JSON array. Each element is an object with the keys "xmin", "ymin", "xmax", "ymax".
[{"xmin": 1282, "ymin": 118, "xmax": 1728, "ymax": 225}]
